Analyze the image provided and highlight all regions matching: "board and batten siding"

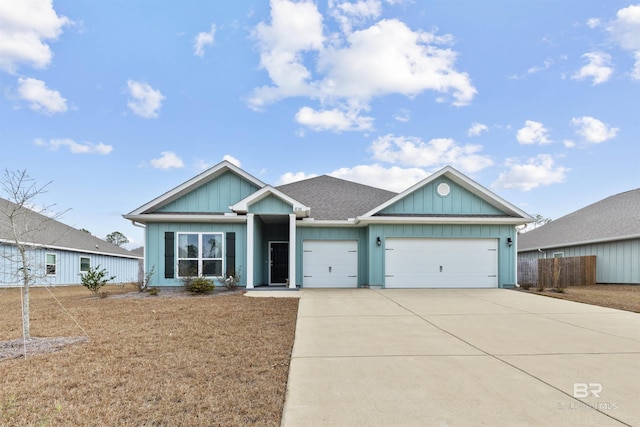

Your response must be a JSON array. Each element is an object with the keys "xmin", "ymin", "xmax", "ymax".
[
  {"xmin": 145, "ymin": 222, "xmax": 247, "ymax": 287},
  {"xmin": 367, "ymin": 224, "xmax": 517, "ymax": 288},
  {"xmin": 519, "ymin": 238, "xmax": 640, "ymax": 284},
  {"xmin": 380, "ymin": 177, "xmax": 504, "ymax": 216},
  {"xmin": 156, "ymin": 172, "xmax": 260, "ymax": 213},
  {"xmin": 249, "ymin": 195, "xmax": 293, "ymax": 215},
  {"xmin": 0, "ymin": 244, "xmax": 139, "ymax": 286}
]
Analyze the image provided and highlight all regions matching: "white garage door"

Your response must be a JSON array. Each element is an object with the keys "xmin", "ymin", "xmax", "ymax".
[
  {"xmin": 303, "ymin": 240, "xmax": 358, "ymax": 288},
  {"xmin": 385, "ymin": 238, "xmax": 498, "ymax": 288}
]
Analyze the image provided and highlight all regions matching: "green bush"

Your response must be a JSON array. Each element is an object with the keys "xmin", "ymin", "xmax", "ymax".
[
  {"xmin": 183, "ymin": 276, "xmax": 215, "ymax": 294},
  {"xmin": 80, "ymin": 265, "xmax": 116, "ymax": 295}
]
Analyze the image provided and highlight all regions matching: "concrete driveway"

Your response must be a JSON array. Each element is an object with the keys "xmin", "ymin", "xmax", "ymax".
[{"xmin": 251, "ymin": 288, "xmax": 640, "ymax": 426}]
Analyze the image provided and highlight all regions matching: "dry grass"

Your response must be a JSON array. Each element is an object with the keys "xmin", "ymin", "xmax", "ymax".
[
  {"xmin": 526, "ymin": 284, "xmax": 640, "ymax": 313},
  {"xmin": 0, "ymin": 285, "xmax": 299, "ymax": 426}
]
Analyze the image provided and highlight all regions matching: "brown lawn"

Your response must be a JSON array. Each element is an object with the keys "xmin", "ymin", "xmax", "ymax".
[
  {"xmin": 524, "ymin": 284, "xmax": 640, "ymax": 313},
  {"xmin": 0, "ymin": 285, "xmax": 299, "ymax": 426}
]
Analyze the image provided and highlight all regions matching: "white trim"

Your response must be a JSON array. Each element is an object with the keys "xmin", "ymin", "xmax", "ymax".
[
  {"xmin": 0, "ymin": 239, "xmax": 141, "ymax": 260},
  {"xmin": 246, "ymin": 213, "xmax": 254, "ymax": 289},
  {"xmin": 289, "ymin": 214, "xmax": 296, "ymax": 288},
  {"xmin": 123, "ymin": 214, "xmax": 247, "ymax": 224},
  {"xmin": 175, "ymin": 232, "xmax": 224, "ymax": 278},
  {"xmin": 356, "ymin": 216, "xmax": 532, "ymax": 226},
  {"xmin": 518, "ymin": 233, "xmax": 640, "ymax": 252},
  {"xmin": 126, "ymin": 160, "xmax": 266, "ymax": 216}
]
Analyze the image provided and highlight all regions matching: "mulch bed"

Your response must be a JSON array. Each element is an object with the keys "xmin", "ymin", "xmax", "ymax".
[{"xmin": 519, "ymin": 284, "xmax": 640, "ymax": 313}]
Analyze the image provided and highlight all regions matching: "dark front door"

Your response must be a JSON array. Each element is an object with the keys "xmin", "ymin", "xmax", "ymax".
[{"xmin": 270, "ymin": 242, "xmax": 289, "ymax": 284}]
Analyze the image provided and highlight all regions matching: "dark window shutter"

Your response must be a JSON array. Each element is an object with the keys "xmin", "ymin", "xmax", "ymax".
[
  {"xmin": 164, "ymin": 232, "xmax": 175, "ymax": 279},
  {"xmin": 226, "ymin": 232, "xmax": 236, "ymax": 276}
]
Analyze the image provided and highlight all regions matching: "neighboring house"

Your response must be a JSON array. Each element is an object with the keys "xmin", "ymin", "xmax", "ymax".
[
  {"xmin": 124, "ymin": 161, "xmax": 532, "ymax": 289},
  {"xmin": 0, "ymin": 197, "xmax": 141, "ymax": 286},
  {"xmin": 518, "ymin": 189, "xmax": 640, "ymax": 284}
]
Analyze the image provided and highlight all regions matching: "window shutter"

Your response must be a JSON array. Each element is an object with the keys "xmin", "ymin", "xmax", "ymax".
[
  {"xmin": 226, "ymin": 232, "xmax": 236, "ymax": 276},
  {"xmin": 164, "ymin": 232, "xmax": 175, "ymax": 279}
]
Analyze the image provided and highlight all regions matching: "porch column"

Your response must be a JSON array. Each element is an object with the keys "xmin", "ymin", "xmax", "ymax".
[
  {"xmin": 288, "ymin": 213, "xmax": 296, "ymax": 288},
  {"xmin": 246, "ymin": 213, "xmax": 254, "ymax": 289}
]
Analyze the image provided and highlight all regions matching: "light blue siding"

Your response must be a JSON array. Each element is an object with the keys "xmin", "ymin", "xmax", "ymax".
[
  {"xmin": 380, "ymin": 177, "xmax": 504, "ymax": 215},
  {"xmin": 368, "ymin": 224, "xmax": 517, "ymax": 288},
  {"xmin": 250, "ymin": 195, "xmax": 293, "ymax": 215},
  {"xmin": 157, "ymin": 172, "xmax": 260, "ymax": 213},
  {"xmin": 519, "ymin": 238, "xmax": 640, "ymax": 284},
  {"xmin": 145, "ymin": 222, "xmax": 247, "ymax": 287},
  {"xmin": 0, "ymin": 244, "xmax": 139, "ymax": 286}
]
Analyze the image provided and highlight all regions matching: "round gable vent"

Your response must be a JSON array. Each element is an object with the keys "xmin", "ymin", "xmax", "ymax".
[{"xmin": 436, "ymin": 182, "xmax": 450, "ymax": 197}]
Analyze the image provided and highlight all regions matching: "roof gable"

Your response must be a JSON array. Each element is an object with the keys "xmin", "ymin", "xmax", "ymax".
[
  {"xmin": 518, "ymin": 188, "xmax": 640, "ymax": 251},
  {"xmin": 363, "ymin": 166, "xmax": 532, "ymax": 221},
  {"xmin": 127, "ymin": 161, "xmax": 265, "ymax": 215},
  {"xmin": 231, "ymin": 186, "xmax": 310, "ymax": 217}
]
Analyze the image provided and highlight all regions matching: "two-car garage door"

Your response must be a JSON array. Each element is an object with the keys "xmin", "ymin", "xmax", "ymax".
[{"xmin": 385, "ymin": 238, "xmax": 498, "ymax": 288}]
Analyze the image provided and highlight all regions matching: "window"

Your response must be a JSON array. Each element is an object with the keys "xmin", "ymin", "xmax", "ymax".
[
  {"xmin": 553, "ymin": 252, "xmax": 564, "ymax": 258},
  {"xmin": 177, "ymin": 233, "xmax": 223, "ymax": 277},
  {"xmin": 80, "ymin": 257, "xmax": 91, "ymax": 272},
  {"xmin": 46, "ymin": 253, "xmax": 57, "ymax": 275}
]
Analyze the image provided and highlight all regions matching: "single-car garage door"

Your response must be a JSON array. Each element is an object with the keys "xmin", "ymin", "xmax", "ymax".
[
  {"xmin": 303, "ymin": 240, "xmax": 358, "ymax": 287},
  {"xmin": 385, "ymin": 238, "xmax": 498, "ymax": 288}
]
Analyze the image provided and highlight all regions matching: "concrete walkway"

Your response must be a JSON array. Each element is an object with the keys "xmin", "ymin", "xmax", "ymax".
[{"xmin": 248, "ymin": 288, "xmax": 640, "ymax": 426}]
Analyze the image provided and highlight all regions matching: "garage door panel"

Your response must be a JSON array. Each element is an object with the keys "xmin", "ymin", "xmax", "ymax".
[
  {"xmin": 303, "ymin": 240, "xmax": 358, "ymax": 288},
  {"xmin": 385, "ymin": 238, "xmax": 498, "ymax": 288}
]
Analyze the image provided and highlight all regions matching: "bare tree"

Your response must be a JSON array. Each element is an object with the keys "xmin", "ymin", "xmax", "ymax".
[{"xmin": 0, "ymin": 170, "xmax": 66, "ymax": 339}]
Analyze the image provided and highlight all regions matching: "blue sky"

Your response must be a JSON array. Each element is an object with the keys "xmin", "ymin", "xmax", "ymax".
[{"xmin": 1, "ymin": 0, "xmax": 639, "ymax": 249}]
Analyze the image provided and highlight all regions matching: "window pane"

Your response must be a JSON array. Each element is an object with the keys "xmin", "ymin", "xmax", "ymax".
[
  {"xmin": 46, "ymin": 254, "xmax": 56, "ymax": 264},
  {"xmin": 178, "ymin": 234, "xmax": 199, "ymax": 258},
  {"xmin": 46, "ymin": 264, "xmax": 56, "ymax": 275},
  {"xmin": 178, "ymin": 260, "xmax": 198, "ymax": 277},
  {"xmin": 80, "ymin": 257, "xmax": 90, "ymax": 272},
  {"xmin": 202, "ymin": 234, "xmax": 222, "ymax": 259},
  {"xmin": 203, "ymin": 260, "xmax": 222, "ymax": 277}
]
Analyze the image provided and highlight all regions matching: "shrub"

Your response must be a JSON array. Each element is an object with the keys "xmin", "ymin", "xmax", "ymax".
[
  {"xmin": 218, "ymin": 268, "xmax": 241, "ymax": 291},
  {"xmin": 148, "ymin": 287, "xmax": 160, "ymax": 296},
  {"xmin": 183, "ymin": 276, "xmax": 215, "ymax": 294},
  {"xmin": 80, "ymin": 265, "xmax": 116, "ymax": 295},
  {"xmin": 519, "ymin": 282, "xmax": 532, "ymax": 291}
]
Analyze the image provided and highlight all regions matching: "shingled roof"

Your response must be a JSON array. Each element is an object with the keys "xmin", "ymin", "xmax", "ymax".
[
  {"xmin": 0, "ymin": 197, "xmax": 141, "ymax": 259},
  {"xmin": 277, "ymin": 175, "xmax": 397, "ymax": 220},
  {"xmin": 518, "ymin": 188, "xmax": 640, "ymax": 251}
]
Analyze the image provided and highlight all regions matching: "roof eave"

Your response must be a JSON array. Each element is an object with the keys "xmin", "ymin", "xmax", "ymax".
[
  {"xmin": 518, "ymin": 233, "xmax": 640, "ymax": 252},
  {"xmin": 356, "ymin": 216, "xmax": 532, "ymax": 225},
  {"xmin": 123, "ymin": 213, "xmax": 247, "ymax": 224},
  {"xmin": 0, "ymin": 239, "xmax": 142, "ymax": 259}
]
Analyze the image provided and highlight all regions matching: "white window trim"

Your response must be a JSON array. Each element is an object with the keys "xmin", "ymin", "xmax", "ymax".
[
  {"xmin": 80, "ymin": 256, "xmax": 91, "ymax": 273},
  {"xmin": 176, "ymin": 232, "xmax": 224, "ymax": 278},
  {"xmin": 46, "ymin": 253, "xmax": 57, "ymax": 276},
  {"xmin": 553, "ymin": 252, "xmax": 564, "ymax": 258}
]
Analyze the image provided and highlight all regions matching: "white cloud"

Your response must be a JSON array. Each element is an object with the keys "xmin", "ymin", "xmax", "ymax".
[
  {"xmin": 17, "ymin": 77, "xmax": 67, "ymax": 114},
  {"xmin": 492, "ymin": 155, "xmax": 569, "ymax": 192},
  {"xmin": 295, "ymin": 106, "xmax": 373, "ymax": 132},
  {"xmin": 563, "ymin": 139, "xmax": 576, "ymax": 148},
  {"xmin": 222, "ymin": 154, "xmax": 241, "ymax": 167},
  {"xmin": 571, "ymin": 116, "xmax": 618, "ymax": 143},
  {"xmin": 516, "ymin": 120, "xmax": 551, "ymax": 145},
  {"xmin": 571, "ymin": 52, "xmax": 613, "ymax": 85},
  {"xmin": 467, "ymin": 122, "xmax": 488, "ymax": 137},
  {"xmin": 329, "ymin": 163, "xmax": 428, "ymax": 192},
  {"xmin": 126, "ymin": 80, "xmax": 165, "ymax": 118},
  {"xmin": 277, "ymin": 171, "xmax": 319, "ymax": 185},
  {"xmin": 0, "ymin": 0, "xmax": 71, "ymax": 73},
  {"xmin": 586, "ymin": 18, "xmax": 601, "ymax": 29},
  {"xmin": 608, "ymin": 4, "xmax": 640, "ymax": 80},
  {"xmin": 194, "ymin": 23, "xmax": 216, "ymax": 57},
  {"xmin": 393, "ymin": 108, "xmax": 410, "ymax": 123},
  {"xmin": 370, "ymin": 134, "xmax": 493, "ymax": 173},
  {"xmin": 150, "ymin": 151, "xmax": 184, "ymax": 169},
  {"xmin": 250, "ymin": 0, "xmax": 476, "ymax": 130},
  {"xmin": 34, "ymin": 138, "xmax": 113, "ymax": 155}
]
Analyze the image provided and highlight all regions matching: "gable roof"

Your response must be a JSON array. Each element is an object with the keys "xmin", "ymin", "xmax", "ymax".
[
  {"xmin": 360, "ymin": 166, "xmax": 532, "ymax": 223},
  {"xmin": 518, "ymin": 188, "xmax": 640, "ymax": 251},
  {"xmin": 231, "ymin": 185, "xmax": 310, "ymax": 218},
  {"xmin": 126, "ymin": 160, "xmax": 265, "ymax": 216},
  {"xmin": 277, "ymin": 175, "xmax": 397, "ymax": 220},
  {"xmin": 0, "ymin": 197, "xmax": 141, "ymax": 259}
]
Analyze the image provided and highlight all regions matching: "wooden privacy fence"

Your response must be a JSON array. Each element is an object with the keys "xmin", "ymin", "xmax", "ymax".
[{"xmin": 518, "ymin": 255, "xmax": 596, "ymax": 287}]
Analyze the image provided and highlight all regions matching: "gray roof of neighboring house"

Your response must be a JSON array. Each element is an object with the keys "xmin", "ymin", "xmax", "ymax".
[
  {"xmin": 518, "ymin": 188, "xmax": 640, "ymax": 251},
  {"xmin": 0, "ymin": 197, "xmax": 141, "ymax": 259},
  {"xmin": 277, "ymin": 175, "xmax": 397, "ymax": 220}
]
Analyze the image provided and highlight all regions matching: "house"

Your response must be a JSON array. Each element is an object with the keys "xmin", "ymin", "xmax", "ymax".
[
  {"xmin": 0, "ymin": 197, "xmax": 141, "ymax": 286},
  {"xmin": 124, "ymin": 161, "xmax": 532, "ymax": 289},
  {"xmin": 518, "ymin": 188, "xmax": 640, "ymax": 284}
]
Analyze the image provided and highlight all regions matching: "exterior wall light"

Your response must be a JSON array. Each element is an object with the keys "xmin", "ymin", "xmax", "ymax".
[
  {"xmin": 376, "ymin": 236, "xmax": 382, "ymax": 246},
  {"xmin": 507, "ymin": 237, "xmax": 513, "ymax": 247}
]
